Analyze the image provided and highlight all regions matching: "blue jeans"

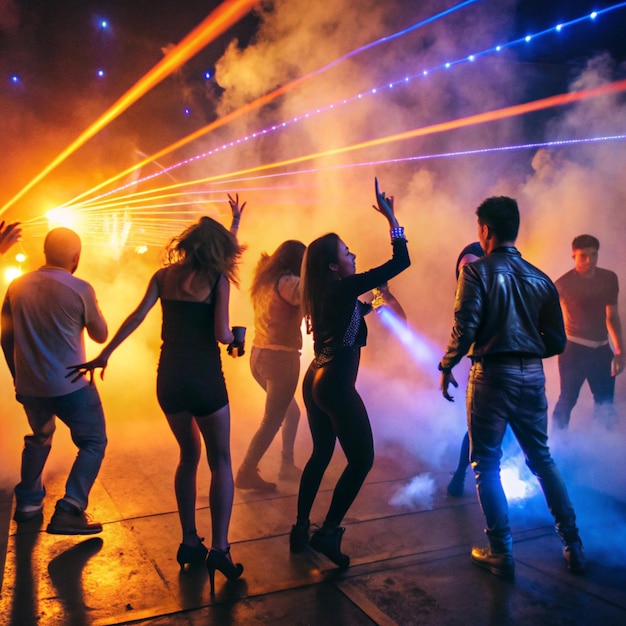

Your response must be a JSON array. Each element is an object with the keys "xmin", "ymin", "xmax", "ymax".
[
  {"xmin": 241, "ymin": 347, "xmax": 301, "ymax": 467},
  {"xmin": 467, "ymin": 359, "xmax": 580, "ymax": 549},
  {"xmin": 552, "ymin": 341, "xmax": 615, "ymax": 429},
  {"xmin": 15, "ymin": 385, "xmax": 107, "ymax": 511}
]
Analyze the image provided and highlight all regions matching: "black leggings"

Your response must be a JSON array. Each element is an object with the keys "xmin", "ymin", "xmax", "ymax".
[{"xmin": 296, "ymin": 348, "xmax": 374, "ymax": 526}]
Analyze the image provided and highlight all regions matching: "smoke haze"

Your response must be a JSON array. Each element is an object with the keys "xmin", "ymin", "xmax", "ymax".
[{"xmin": 1, "ymin": 0, "xmax": 625, "ymax": 555}]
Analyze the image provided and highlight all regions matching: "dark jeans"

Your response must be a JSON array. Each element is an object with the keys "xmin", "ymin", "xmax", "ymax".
[
  {"xmin": 241, "ymin": 347, "xmax": 301, "ymax": 467},
  {"xmin": 467, "ymin": 359, "xmax": 580, "ymax": 549},
  {"xmin": 15, "ymin": 385, "xmax": 107, "ymax": 511},
  {"xmin": 297, "ymin": 348, "xmax": 374, "ymax": 527},
  {"xmin": 552, "ymin": 341, "xmax": 615, "ymax": 429}
]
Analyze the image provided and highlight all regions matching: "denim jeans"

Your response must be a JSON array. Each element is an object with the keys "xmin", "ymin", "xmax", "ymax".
[
  {"xmin": 15, "ymin": 385, "xmax": 107, "ymax": 511},
  {"xmin": 467, "ymin": 360, "xmax": 580, "ymax": 549},
  {"xmin": 241, "ymin": 347, "xmax": 301, "ymax": 467},
  {"xmin": 552, "ymin": 341, "xmax": 615, "ymax": 429}
]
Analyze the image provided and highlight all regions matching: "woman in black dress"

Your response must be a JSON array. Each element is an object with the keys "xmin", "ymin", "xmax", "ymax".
[{"xmin": 68, "ymin": 198, "xmax": 246, "ymax": 594}]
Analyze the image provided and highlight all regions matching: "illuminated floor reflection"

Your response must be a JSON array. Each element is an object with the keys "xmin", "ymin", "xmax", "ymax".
[{"xmin": 1, "ymin": 417, "xmax": 625, "ymax": 626}]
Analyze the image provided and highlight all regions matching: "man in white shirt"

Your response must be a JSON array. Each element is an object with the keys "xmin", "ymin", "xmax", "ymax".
[{"xmin": 2, "ymin": 227, "xmax": 108, "ymax": 534}]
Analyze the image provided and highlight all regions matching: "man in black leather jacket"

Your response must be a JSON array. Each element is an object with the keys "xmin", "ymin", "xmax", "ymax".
[{"xmin": 438, "ymin": 196, "xmax": 585, "ymax": 578}]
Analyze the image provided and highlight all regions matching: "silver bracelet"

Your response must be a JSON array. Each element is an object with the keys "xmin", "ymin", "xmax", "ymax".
[{"xmin": 390, "ymin": 226, "xmax": 405, "ymax": 240}]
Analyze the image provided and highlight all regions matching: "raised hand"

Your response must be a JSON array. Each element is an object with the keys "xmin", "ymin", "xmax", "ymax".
[
  {"xmin": 372, "ymin": 177, "xmax": 398, "ymax": 227},
  {"xmin": 0, "ymin": 221, "xmax": 22, "ymax": 255},
  {"xmin": 227, "ymin": 193, "xmax": 246, "ymax": 224}
]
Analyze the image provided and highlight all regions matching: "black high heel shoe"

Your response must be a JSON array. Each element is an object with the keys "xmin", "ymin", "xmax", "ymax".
[
  {"xmin": 176, "ymin": 542, "xmax": 209, "ymax": 569},
  {"xmin": 206, "ymin": 546, "xmax": 244, "ymax": 594}
]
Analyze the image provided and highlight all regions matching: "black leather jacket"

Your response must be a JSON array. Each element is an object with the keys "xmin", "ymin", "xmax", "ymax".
[{"xmin": 440, "ymin": 246, "xmax": 566, "ymax": 371}]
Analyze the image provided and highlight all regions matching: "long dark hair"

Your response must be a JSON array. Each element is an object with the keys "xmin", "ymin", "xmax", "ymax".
[
  {"xmin": 300, "ymin": 233, "xmax": 339, "ymax": 327},
  {"xmin": 250, "ymin": 240, "xmax": 306, "ymax": 300},
  {"xmin": 164, "ymin": 216, "xmax": 246, "ymax": 286}
]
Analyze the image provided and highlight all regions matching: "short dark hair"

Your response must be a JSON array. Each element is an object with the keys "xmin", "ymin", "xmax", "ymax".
[
  {"xmin": 476, "ymin": 196, "xmax": 520, "ymax": 242},
  {"xmin": 572, "ymin": 234, "xmax": 599, "ymax": 251}
]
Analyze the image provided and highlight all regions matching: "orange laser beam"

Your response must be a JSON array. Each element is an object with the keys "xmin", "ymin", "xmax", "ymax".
[
  {"xmin": 55, "ymin": 69, "xmax": 323, "ymax": 211},
  {"xmin": 60, "ymin": 77, "xmax": 626, "ymax": 214},
  {"xmin": 0, "ymin": 0, "xmax": 259, "ymax": 216}
]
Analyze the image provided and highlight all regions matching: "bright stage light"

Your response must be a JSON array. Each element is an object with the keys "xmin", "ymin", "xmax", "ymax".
[
  {"xmin": 501, "ymin": 459, "xmax": 539, "ymax": 502},
  {"xmin": 15, "ymin": 253, "xmax": 26, "ymax": 263},
  {"xmin": 4, "ymin": 267, "xmax": 22, "ymax": 283},
  {"xmin": 47, "ymin": 207, "xmax": 78, "ymax": 230}
]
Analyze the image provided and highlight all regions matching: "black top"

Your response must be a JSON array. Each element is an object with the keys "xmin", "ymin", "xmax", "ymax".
[{"xmin": 311, "ymin": 238, "xmax": 410, "ymax": 365}]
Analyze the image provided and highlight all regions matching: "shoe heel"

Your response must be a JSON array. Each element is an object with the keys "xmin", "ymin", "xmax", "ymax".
[
  {"xmin": 206, "ymin": 546, "xmax": 244, "ymax": 594},
  {"xmin": 207, "ymin": 563, "xmax": 216, "ymax": 595}
]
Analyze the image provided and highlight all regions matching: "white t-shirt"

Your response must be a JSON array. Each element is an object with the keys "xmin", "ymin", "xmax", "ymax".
[{"xmin": 4, "ymin": 267, "xmax": 106, "ymax": 397}]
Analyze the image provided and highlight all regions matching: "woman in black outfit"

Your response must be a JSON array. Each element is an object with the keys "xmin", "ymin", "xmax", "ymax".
[
  {"xmin": 290, "ymin": 179, "xmax": 410, "ymax": 567},
  {"xmin": 68, "ymin": 197, "xmax": 246, "ymax": 594}
]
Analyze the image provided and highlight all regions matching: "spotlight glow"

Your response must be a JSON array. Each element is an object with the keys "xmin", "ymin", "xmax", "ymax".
[
  {"xmin": 501, "ymin": 459, "xmax": 539, "ymax": 502},
  {"xmin": 47, "ymin": 208, "xmax": 79, "ymax": 230},
  {"xmin": 376, "ymin": 307, "xmax": 439, "ymax": 368},
  {"xmin": 4, "ymin": 267, "xmax": 22, "ymax": 282}
]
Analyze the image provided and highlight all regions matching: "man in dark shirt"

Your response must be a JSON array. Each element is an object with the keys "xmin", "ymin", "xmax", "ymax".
[
  {"xmin": 552, "ymin": 234, "xmax": 624, "ymax": 430},
  {"xmin": 439, "ymin": 196, "xmax": 585, "ymax": 578}
]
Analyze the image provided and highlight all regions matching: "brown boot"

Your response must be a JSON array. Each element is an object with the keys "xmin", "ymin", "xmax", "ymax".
[
  {"xmin": 235, "ymin": 465, "xmax": 276, "ymax": 491},
  {"xmin": 471, "ymin": 545, "xmax": 515, "ymax": 578}
]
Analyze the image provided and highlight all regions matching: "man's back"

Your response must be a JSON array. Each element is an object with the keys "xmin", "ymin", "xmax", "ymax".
[
  {"xmin": 5, "ymin": 267, "xmax": 99, "ymax": 396},
  {"xmin": 451, "ymin": 247, "xmax": 566, "ymax": 361}
]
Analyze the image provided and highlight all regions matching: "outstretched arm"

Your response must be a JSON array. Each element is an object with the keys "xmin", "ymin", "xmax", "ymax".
[{"xmin": 67, "ymin": 273, "xmax": 160, "ymax": 382}]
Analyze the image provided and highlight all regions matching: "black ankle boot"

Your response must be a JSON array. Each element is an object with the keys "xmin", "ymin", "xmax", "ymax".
[
  {"xmin": 289, "ymin": 521, "xmax": 310, "ymax": 553},
  {"xmin": 309, "ymin": 526, "xmax": 350, "ymax": 568}
]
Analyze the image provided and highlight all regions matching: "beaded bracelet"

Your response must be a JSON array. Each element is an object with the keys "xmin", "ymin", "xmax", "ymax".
[{"xmin": 390, "ymin": 226, "xmax": 405, "ymax": 240}]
